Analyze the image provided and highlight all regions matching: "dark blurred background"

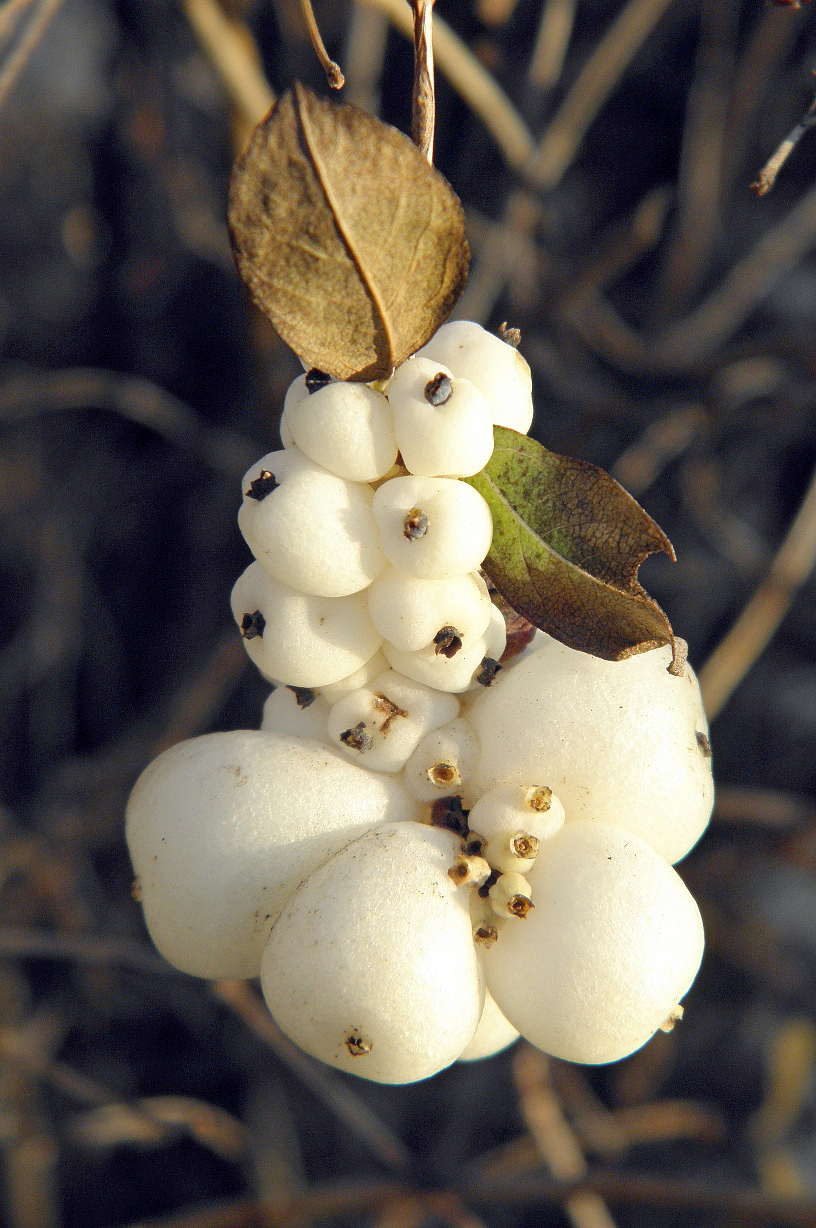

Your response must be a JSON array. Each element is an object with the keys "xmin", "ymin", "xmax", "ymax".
[{"xmin": 2, "ymin": 0, "xmax": 816, "ymax": 1224}]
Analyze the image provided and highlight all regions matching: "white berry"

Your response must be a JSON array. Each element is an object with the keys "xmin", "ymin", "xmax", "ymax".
[
  {"xmin": 386, "ymin": 357, "xmax": 494, "ymax": 478},
  {"xmin": 367, "ymin": 567, "xmax": 491, "ymax": 653},
  {"xmin": 126, "ymin": 732, "xmax": 418, "ymax": 979},
  {"xmin": 372, "ymin": 475, "xmax": 493, "ymax": 579},
  {"xmin": 260, "ymin": 822, "xmax": 484, "ymax": 1083},
  {"xmin": 326, "ymin": 670, "xmax": 459, "ymax": 773},
  {"xmin": 416, "ymin": 320, "xmax": 534, "ymax": 434},
  {"xmin": 285, "ymin": 380, "xmax": 398, "ymax": 482}
]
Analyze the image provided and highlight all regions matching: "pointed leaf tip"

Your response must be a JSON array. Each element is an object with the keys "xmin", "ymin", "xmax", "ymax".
[
  {"xmin": 465, "ymin": 427, "xmax": 677, "ymax": 663},
  {"xmin": 227, "ymin": 82, "xmax": 470, "ymax": 381}
]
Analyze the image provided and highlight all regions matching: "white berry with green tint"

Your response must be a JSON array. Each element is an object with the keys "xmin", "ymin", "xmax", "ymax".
[
  {"xmin": 468, "ymin": 636, "xmax": 714, "ymax": 864},
  {"xmin": 386, "ymin": 356, "xmax": 494, "ymax": 478},
  {"xmin": 238, "ymin": 448, "xmax": 386, "ymax": 597},
  {"xmin": 126, "ymin": 732, "xmax": 418, "ymax": 980},
  {"xmin": 230, "ymin": 562, "xmax": 382, "ymax": 688},
  {"xmin": 371, "ymin": 475, "xmax": 493, "ymax": 579},
  {"xmin": 260, "ymin": 822, "xmax": 484, "ymax": 1084},
  {"xmin": 415, "ymin": 320, "xmax": 534, "ymax": 434},
  {"xmin": 367, "ymin": 567, "xmax": 491, "ymax": 653},
  {"xmin": 481, "ymin": 820, "xmax": 704, "ymax": 1064},
  {"xmin": 285, "ymin": 379, "xmax": 398, "ymax": 482}
]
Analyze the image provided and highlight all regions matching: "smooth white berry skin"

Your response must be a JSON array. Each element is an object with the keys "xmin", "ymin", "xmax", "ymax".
[
  {"xmin": 238, "ymin": 448, "xmax": 386, "ymax": 597},
  {"xmin": 416, "ymin": 321, "xmax": 534, "ymax": 434},
  {"xmin": 126, "ymin": 732, "xmax": 419, "ymax": 980},
  {"xmin": 279, "ymin": 415, "xmax": 295, "ymax": 448},
  {"xmin": 468, "ymin": 638, "xmax": 714, "ymax": 864},
  {"xmin": 483, "ymin": 820, "xmax": 704, "ymax": 1065},
  {"xmin": 372, "ymin": 476, "xmax": 493, "ymax": 580},
  {"xmin": 317, "ymin": 649, "xmax": 389, "ymax": 705},
  {"xmin": 386, "ymin": 357, "xmax": 494, "ymax": 478},
  {"xmin": 260, "ymin": 822, "xmax": 484, "ymax": 1084},
  {"xmin": 401, "ymin": 717, "xmax": 480, "ymax": 802},
  {"xmin": 384, "ymin": 628, "xmax": 500, "ymax": 694},
  {"xmin": 367, "ymin": 567, "xmax": 491, "ymax": 653},
  {"xmin": 260, "ymin": 687, "xmax": 331, "ymax": 742},
  {"xmin": 458, "ymin": 991, "xmax": 519, "ymax": 1062},
  {"xmin": 231, "ymin": 562, "xmax": 382, "ymax": 688},
  {"xmin": 468, "ymin": 783, "xmax": 566, "ymax": 845},
  {"xmin": 327, "ymin": 670, "xmax": 459, "ymax": 773},
  {"xmin": 285, "ymin": 381, "xmax": 398, "ymax": 482}
]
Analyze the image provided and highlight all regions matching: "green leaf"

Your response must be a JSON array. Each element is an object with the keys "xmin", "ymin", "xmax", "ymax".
[
  {"xmin": 465, "ymin": 428, "xmax": 677, "ymax": 663},
  {"xmin": 227, "ymin": 83, "xmax": 470, "ymax": 382}
]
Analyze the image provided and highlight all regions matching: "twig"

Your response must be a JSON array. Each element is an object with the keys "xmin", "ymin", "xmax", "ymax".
[
  {"xmin": 0, "ymin": 0, "xmax": 33, "ymax": 50},
  {"xmin": 0, "ymin": 926, "xmax": 172, "ymax": 974},
  {"xmin": 0, "ymin": 0, "xmax": 64, "ymax": 109},
  {"xmin": 411, "ymin": 0, "xmax": 435, "ymax": 161},
  {"xmin": 656, "ymin": 0, "xmax": 739, "ymax": 316},
  {"xmin": 713, "ymin": 784, "xmax": 816, "ymax": 829},
  {"xmin": 298, "ymin": 0, "xmax": 344, "ymax": 88},
  {"xmin": 753, "ymin": 89, "xmax": 816, "ymax": 196},
  {"xmin": 360, "ymin": 0, "xmax": 534, "ymax": 170},
  {"xmin": 211, "ymin": 981, "xmax": 414, "ymax": 1174},
  {"xmin": 698, "ymin": 452, "xmax": 816, "ymax": 719},
  {"xmin": 513, "ymin": 1046, "xmax": 618, "ymax": 1228},
  {"xmin": 122, "ymin": 1184, "xmax": 410, "ymax": 1228},
  {"xmin": 343, "ymin": 1, "xmax": 389, "ymax": 113},
  {"xmin": 529, "ymin": 0, "xmax": 577, "ymax": 89},
  {"xmin": 467, "ymin": 1169, "xmax": 816, "ymax": 1225},
  {"xmin": 0, "ymin": 367, "xmax": 256, "ymax": 478},
  {"xmin": 525, "ymin": 0, "xmax": 677, "ymax": 191},
  {"xmin": 454, "ymin": 190, "xmax": 541, "ymax": 323},
  {"xmin": 722, "ymin": 5, "xmax": 800, "ymax": 194},
  {"xmin": 609, "ymin": 405, "xmax": 707, "ymax": 497},
  {"xmin": 182, "ymin": 0, "xmax": 275, "ymax": 133},
  {"xmin": 654, "ymin": 178, "xmax": 816, "ymax": 370}
]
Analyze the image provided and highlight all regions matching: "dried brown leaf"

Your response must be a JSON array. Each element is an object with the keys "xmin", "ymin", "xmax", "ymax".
[{"xmin": 228, "ymin": 82, "xmax": 469, "ymax": 380}]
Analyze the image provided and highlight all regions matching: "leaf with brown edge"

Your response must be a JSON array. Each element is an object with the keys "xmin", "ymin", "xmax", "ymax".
[
  {"xmin": 465, "ymin": 428, "xmax": 679, "ymax": 664},
  {"xmin": 227, "ymin": 82, "xmax": 470, "ymax": 381}
]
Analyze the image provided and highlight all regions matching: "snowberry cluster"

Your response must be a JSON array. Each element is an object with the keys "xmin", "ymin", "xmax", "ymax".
[{"xmin": 126, "ymin": 321, "xmax": 715, "ymax": 1085}]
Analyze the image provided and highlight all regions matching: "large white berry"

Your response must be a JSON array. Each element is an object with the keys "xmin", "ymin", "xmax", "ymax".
[
  {"xmin": 416, "ymin": 320, "xmax": 534, "ymax": 434},
  {"xmin": 386, "ymin": 356, "xmax": 494, "ymax": 478},
  {"xmin": 372, "ymin": 476, "xmax": 493, "ymax": 579},
  {"xmin": 367, "ymin": 567, "xmax": 491, "ymax": 653},
  {"xmin": 126, "ymin": 732, "xmax": 419, "ymax": 980},
  {"xmin": 260, "ymin": 822, "xmax": 484, "ymax": 1083},
  {"xmin": 458, "ymin": 990, "xmax": 519, "ymax": 1062},
  {"xmin": 238, "ymin": 448, "xmax": 386, "ymax": 597},
  {"xmin": 284, "ymin": 380, "xmax": 398, "ymax": 482},
  {"xmin": 326, "ymin": 670, "xmax": 459, "ymax": 773},
  {"xmin": 482, "ymin": 820, "xmax": 704, "ymax": 1064},
  {"xmin": 468, "ymin": 637, "xmax": 714, "ymax": 863},
  {"xmin": 231, "ymin": 562, "xmax": 382, "ymax": 688}
]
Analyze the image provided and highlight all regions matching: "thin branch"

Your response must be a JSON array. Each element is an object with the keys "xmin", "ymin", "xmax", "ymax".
[
  {"xmin": 654, "ymin": 178, "xmax": 816, "ymax": 370},
  {"xmin": 0, "ymin": 0, "xmax": 65, "ymax": 110},
  {"xmin": 698, "ymin": 452, "xmax": 816, "ymax": 719},
  {"xmin": 182, "ymin": 0, "xmax": 275, "ymax": 133},
  {"xmin": 513, "ymin": 1046, "xmax": 619, "ymax": 1228},
  {"xmin": 343, "ymin": 2, "xmax": 389, "ymax": 113},
  {"xmin": 298, "ymin": 0, "xmax": 344, "ymax": 88},
  {"xmin": 529, "ymin": 0, "xmax": 577, "ymax": 90},
  {"xmin": 360, "ymin": 0, "xmax": 534, "ymax": 170},
  {"xmin": 411, "ymin": 0, "xmax": 435, "ymax": 161},
  {"xmin": 211, "ymin": 981, "xmax": 414, "ymax": 1175},
  {"xmin": 0, "ymin": 0, "xmax": 34, "ymax": 50},
  {"xmin": 753, "ymin": 88, "xmax": 816, "ymax": 196},
  {"xmin": 526, "ymin": 0, "xmax": 677, "ymax": 191},
  {"xmin": 0, "ymin": 367, "xmax": 256, "ymax": 478}
]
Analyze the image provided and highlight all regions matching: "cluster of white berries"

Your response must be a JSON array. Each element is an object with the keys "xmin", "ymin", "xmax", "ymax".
[{"xmin": 126, "ymin": 321, "xmax": 715, "ymax": 1085}]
